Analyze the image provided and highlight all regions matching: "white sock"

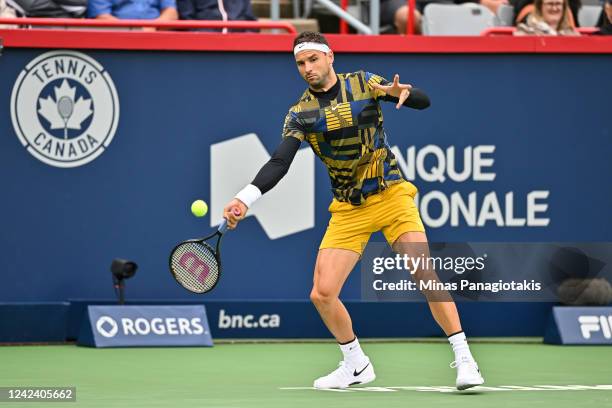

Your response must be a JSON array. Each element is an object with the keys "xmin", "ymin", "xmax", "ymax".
[
  {"xmin": 339, "ymin": 337, "xmax": 368, "ymax": 368},
  {"xmin": 448, "ymin": 331, "xmax": 474, "ymax": 362}
]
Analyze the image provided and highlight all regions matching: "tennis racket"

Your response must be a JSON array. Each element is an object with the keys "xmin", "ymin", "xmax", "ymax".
[{"xmin": 169, "ymin": 208, "xmax": 240, "ymax": 293}]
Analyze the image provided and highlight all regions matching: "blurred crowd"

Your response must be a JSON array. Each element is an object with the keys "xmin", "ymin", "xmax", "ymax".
[
  {"xmin": 382, "ymin": 0, "xmax": 611, "ymax": 35},
  {"xmin": 0, "ymin": 0, "xmax": 611, "ymax": 35}
]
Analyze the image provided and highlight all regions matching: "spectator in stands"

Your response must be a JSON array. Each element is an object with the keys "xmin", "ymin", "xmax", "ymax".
[
  {"xmin": 381, "ymin": 0, "xmax": 508, "ymax": 35},
  {"xmin": 0, "ymin": 0, "xmax": 16, "ymax": 19},
  {"xmin": 8, "ymin": 0, "xmax": 87, "ymax": 17},
  {"xmin": 88, "ymin": 0, "xmax": 178, "ymax": 30},
  {"xmin": 514, "ymin": 0, "xmax": 580, "ymax": 27},
  {"xmin": 515, "ymin": 0, "xmax": 579, "ymax": 35},
  {"xmin": 381, "ymin": 0, "xmax": 422, "ymax": 34},
  {"xmin": 0, "ymin": 0, "xmax": 18, "ymax": 28},
  {"xmin": 595, "ymin": 0, "xmax": 612, "ymax": 34},
  {"xmin": 176, "ymin": 0, "xmax": 256, "ymax": 32}
]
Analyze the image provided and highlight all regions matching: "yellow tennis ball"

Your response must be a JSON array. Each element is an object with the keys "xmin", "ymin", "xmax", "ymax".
[{"xmin": 191, "ymin": 200, "xmax": 208, "ymax": 217}]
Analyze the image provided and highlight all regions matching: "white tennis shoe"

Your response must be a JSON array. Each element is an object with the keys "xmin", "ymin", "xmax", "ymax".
[
  {"xmin": 313, "ymin": 358, "xmax": 376, "ymax": 389},
  {"xmin": 451, "ymin": 356, "xmax": 484, "ymax": 390}
]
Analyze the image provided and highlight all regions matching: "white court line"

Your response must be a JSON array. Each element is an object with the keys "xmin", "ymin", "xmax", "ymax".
[{"xmin": 278, "ymin": 385, "xmax": 612, "ymax": 393}]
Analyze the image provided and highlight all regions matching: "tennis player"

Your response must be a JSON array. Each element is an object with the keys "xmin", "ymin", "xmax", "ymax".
[{"xmin": 223, "ymin": 31, "xmax": 484, "ymax": 391}]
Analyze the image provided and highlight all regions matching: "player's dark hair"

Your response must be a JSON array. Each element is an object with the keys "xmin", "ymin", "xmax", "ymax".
[{"xmin": 293, "ymin": 31, "xmax": 330, "ymax": 48}]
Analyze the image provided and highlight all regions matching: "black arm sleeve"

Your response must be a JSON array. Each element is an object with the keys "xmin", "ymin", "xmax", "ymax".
[
  {"xmin": 382, "ymin": 88, "xmax": 431, "ymax": 110},
  {"xmin": 251, "ymin": 136, "xmax": 301, "ymax": 194}
]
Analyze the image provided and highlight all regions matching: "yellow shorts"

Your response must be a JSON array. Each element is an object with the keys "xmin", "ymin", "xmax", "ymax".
[{"xmin": 319, "ymin": 181, "xmax": 425, "ymax": 255}]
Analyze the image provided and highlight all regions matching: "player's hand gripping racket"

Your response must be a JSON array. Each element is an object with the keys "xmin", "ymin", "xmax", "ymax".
[{"xmin": 169, "ymin": 208, "xmax": 241, "ymax": 293}]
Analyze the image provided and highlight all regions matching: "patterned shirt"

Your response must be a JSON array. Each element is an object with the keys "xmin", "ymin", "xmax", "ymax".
[{"xmin": 282, "ymin": 71, "xmax": 404, "ymax": 205}]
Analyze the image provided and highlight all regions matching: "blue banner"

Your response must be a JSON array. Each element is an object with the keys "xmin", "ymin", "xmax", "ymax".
[
  {"xmin": 0, "ymin": 303, "xmax": 68, "ymax": 342},
  {"xmin": 0, "ymin": 48, "xmax": 610, "ymax": 306},
  {"xmin": 65, "ymin": 300, "xmax": 556, "ymax": 339},
  {"xmin": 77, "ymin": 305, "xmax": 213, "ymax": 347},
  {"xmin": 544, "ymin": 306, "xmax": 612, "ymax": 345}
]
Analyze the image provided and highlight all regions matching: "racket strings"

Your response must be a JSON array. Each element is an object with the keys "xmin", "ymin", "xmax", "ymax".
[{"xmin": 170, "ymin": 242, "xmax": 219, "ymax": 293}]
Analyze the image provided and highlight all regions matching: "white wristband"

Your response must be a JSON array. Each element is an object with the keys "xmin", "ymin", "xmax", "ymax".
[{"xmin": 234, "ymin": 184, "xmax": 262, "ymax": 208}]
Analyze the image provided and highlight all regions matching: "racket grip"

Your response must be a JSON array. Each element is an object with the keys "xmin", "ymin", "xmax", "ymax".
[
  {"xmin": 219, "ymin": 208, "xmax": 242, "ymax": 234},
  {"xmin": 218, "ymin": 219, "xmax": 229, "ymax": 234}
]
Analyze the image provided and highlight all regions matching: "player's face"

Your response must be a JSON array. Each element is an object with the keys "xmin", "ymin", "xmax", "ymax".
[{"xmin": 295, "ymin": 50, "xmax": 334, "ymax": 89}]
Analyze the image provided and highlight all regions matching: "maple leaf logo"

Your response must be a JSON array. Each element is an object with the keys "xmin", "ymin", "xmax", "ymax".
[{"xmin": 38, "ymin": 79, "xmax": 93, "ymax": 139}]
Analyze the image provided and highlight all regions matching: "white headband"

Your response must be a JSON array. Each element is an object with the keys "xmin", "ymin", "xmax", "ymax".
[{"xmin": 293, "ymin": 42, "xmax": 331, "ymax": 56}]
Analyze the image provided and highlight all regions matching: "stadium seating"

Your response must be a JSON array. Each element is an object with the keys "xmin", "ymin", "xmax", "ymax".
[
  {"xmin": 422, "ymin": 3, "xmax": 495, "ymax": 35},
  {"xmin": 578, "ymin": 5, "xmax": 603, "ymax": 27},
  {"xmin": 494, "ymin": 4, "xmax": 514, "ymax": 27}
]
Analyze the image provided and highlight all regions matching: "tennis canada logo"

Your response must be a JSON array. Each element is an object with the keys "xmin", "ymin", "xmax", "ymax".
[{"xmin": 10, "ymin": 50, "xmax": 120, "ymax": 168}]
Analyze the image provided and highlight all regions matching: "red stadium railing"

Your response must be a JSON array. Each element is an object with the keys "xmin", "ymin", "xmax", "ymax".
[
  {"xmin": 481, "ymin": 27, "xmax": 598, "ymax": 36},
  {"xmin": 1, "ymin": 18, "xmax": 611, "ymax": 54},
  {"xmin": 0, "ymin": 17, "xmax": 297, "ymax": 33},
  {"xmin": 407, "ymin": 0, "xmax": 416, "ymax": 35},
  {"xmin": 340, "ymin": 0, "xmax": 349, "ymax": 34}
]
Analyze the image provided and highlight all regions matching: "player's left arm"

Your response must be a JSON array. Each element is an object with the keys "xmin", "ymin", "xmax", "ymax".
[{"xmin": 370, "ymin": 73, "xmax": 431, "ymax": 110}]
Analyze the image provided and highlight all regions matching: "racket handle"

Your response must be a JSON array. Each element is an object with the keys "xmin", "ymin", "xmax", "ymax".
[
  {"xmin": 219, "ymin": 208, "xmax": 242, "ymax": 234},
  {"xmin": 218, "ymin": 219, "xmax": 229, "ymax": 234}
]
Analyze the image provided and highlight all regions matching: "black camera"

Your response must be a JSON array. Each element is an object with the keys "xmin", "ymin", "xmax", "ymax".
[{"xmin": 111, "ymin": 259, "xmax": 138, "ymax": 304}]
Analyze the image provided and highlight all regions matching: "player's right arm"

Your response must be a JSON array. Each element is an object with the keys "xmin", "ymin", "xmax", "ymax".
[{"xmin": 223, "ymin": 110, "xmax": 305, "ymax": 228}]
